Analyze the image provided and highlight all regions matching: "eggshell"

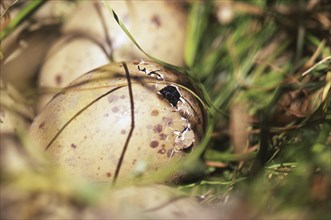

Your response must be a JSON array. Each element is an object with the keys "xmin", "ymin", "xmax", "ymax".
[
  {"xmin": 30, "ymin": 60, "xmax": 206, "ymax": 183},
  {"xmin": 63, "ymin": 1, "xmax": 187, "ymax": 66}
]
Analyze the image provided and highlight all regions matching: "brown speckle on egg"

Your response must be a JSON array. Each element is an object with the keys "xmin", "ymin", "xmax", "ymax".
[
  {"xmin": 150, "ymin": 140, "xmax": 159, "ymax": 148},
  {"xmin": 55, "ymin": 74, "xmax": 62, "ymax": 85},
  {"xmin": 112, "ymin": 106, "xmax": 119, "ymax": 113},
  {"xmin": 162, "ymin": 117, "xmax": 173, "ymax": 125},
  {"xmin": 151, "ymin": 109, "xmax": 159, "ymax": 116},
  {"xmin": 151, "ymin": 15, "xmax": 161, "ymax": 28},
  {"xmin": 39, "ymin": 122, "xmax": 45, "ymax": 129},
  {"xmin": 153, "ymin": 124, "xmax": 163, "ymax": 133},
  {"xmin": 159, "ymin": 133, "xmax": 167, "ymax": 140}
]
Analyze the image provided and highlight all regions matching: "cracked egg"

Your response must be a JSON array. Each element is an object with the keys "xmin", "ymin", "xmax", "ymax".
[{"xmin": 29, "ymin": 60, "xmax": 206, "ymax": 183}]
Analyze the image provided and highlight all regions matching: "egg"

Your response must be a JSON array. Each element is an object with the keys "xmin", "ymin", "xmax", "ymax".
[
  {"xmin": 0, "ymin": 81, "xmax": 34, "ymax": 177},
  {"xmin": 36, "ymin": 1, "xmax": 187, "ymax": 113},
  {"xmin": 36, "ymin": 36, "xmax": 110, "ymax": 113},
  {"xmin": 30, "ymin": 60, "xmax": 206, "ymax": 183},
  {"xmin": 0, "ymin": 81, "xmax": 34, "ymax": 134},
  {"xmin": 94, "ymin": 184, "xmax": 220, "ymax": 219},
  {"xmin": 63, "ymin": 1, "xmax": 187, "ymax": 66}
]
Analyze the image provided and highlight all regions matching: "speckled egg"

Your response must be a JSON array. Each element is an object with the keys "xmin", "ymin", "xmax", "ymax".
[
  {"xmin": 36, "ymin": 36, "xmax": 110, "ymax": 113},
  {"xmin": 63, "ymin": 1, "xmax": 187, "ymax": 66},
  {"xmin": 29, "ymin": 60, "xmax": 206, "ymax": 183},
  {"xmin": 0, "ymin": 81, "xmax": 34, "ymax": 176}
]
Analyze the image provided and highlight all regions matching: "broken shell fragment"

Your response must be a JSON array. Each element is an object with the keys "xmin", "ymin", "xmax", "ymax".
[{"xmin": 29, "ymin": 60, "xmax": 206, "ymax": 183}]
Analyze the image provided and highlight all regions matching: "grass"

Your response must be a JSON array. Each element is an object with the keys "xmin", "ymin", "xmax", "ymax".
[{"xmin": 177, "ymin": 0, "xmax": 331, "ymax": 218}]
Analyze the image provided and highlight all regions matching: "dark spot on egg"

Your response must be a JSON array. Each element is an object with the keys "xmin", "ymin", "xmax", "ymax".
[
  {"xmin": 162, "ymin": 117, "xmax": 173, "ymax": 126},
  {"xmin": 121, "ymin": 129, "xmax": 126, "ymax": 135},
  {"xmin": 151, "ymin": 109, "xmax": 159, "ymax": 116},
  {"xmin": 150, "ymin": 140, "xmax": 159, "ymax": 148},
  {"xmin": 112, "ymin": 106, "xmax": 119, "ymax": 113},
  {"xmin": 151, "ymin": 14, "xmax": 161, "ymax": 28},
  {"xmin": 159, "ymin": 133, "xmax": 167, "ymax": 140},
  {"xmin": 39, "ymin": 122, "xmax": 45, "ymax": 129},
  {"xmin": 120, "ymin": 95, "xmax": 126, "ymax": 99},
  {"xmin": 132, "ymin": 159, "xmax": 137, "ymax": 165},
  {"xmin": 71, "ymin": 143, "xmax": 77, "ymax": 149},
  {"xmin": 108, "ymin": 94, "xmax": 119, "ymax": 103},
  {"xmin": 153, "ymin": 124, "xmax": 163, "ymax": 133},
  {"xmin": 55, "ymin": 74, "xmax": 62, "ymax": 85},
  {"xmin": 106, "ymin": 172, "xmax": 112, "ymax": 177},
  {"xmin": 133, "ymin": 60, "xmax": 140, "ymax": 65}
]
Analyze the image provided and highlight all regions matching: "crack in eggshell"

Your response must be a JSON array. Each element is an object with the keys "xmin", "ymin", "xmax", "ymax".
[
  {"xmin": 137, "ymin": 60, "xmax": 164, "ymax": 80},
  {"xmin": 173, "ymin": 118, "xmax": 195, "ymax": 152}
]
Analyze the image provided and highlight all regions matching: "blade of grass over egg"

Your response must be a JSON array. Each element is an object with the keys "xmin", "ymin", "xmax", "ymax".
[
  {"xmin": 112, "ymin": 62, "xmax": 135, "ymax": 185},
  {"xmin": 101, "ymin": 1, "xmax": 186, "ymax": 73},
  {"xmin": 44, "ymin": 87, "xmax": 124, "ymax": 151},
  {"xmin": 102, "ymin": 0, "xmax": 214, "ymax": 114}
]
